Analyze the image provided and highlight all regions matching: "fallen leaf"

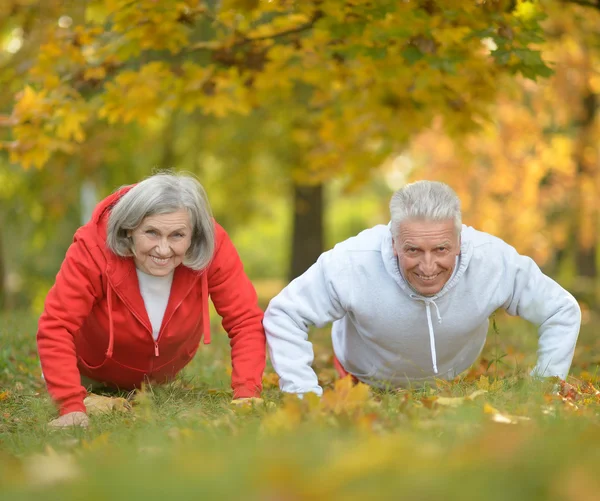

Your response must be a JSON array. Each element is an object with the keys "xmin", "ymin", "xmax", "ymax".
[
  {"xmin": 484, "ymin": 403, "xmax": 531, "ymax": 424},
  {"xmin": 321, "ymin": 376, "xmax": 371, "ymax": 415},
  {"xmin": 84, "ymin": 394, "xmax": 132, "ymax": 415},
  {"xmin": 262, "ymin": 372, "xmax": 280, "ymax": 389},
  {"xmin": 24, "ymin": 447, "xmax": 80, "ymax": 486},
  {"xmin": 435, "ymin": 389, "xmax": 488, "ymax": 407}
]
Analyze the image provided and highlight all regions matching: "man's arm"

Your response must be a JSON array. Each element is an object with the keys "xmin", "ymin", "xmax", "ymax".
[
  {"xmin": 264, "ymin": 250, "xmax": 349, "ymax": 396},
  {"xmin": 502, "ymin": 248, "xmax": 581, "ymax": 380}
]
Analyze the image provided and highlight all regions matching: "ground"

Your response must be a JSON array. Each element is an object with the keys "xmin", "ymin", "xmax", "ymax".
[{"xmin": 0, "ymin": 308, "xmax": 599, "ymax": 500}]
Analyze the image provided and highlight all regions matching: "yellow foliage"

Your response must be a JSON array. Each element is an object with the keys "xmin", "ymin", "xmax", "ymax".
[
  {"xmin": 5, "ymin": 0, "xmax": 559, "ymax": 177},
  {"xmin": 321, "ymin": 375, "xmax": 371, "ymax": 415}
]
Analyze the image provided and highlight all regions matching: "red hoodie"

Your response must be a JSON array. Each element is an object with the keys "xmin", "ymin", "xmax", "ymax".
[{"xmin": 37, "ymin": 186, "xmax": 266, "ymax": 415}]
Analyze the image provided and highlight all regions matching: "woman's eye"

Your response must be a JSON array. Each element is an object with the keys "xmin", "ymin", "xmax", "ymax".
[{"xmin": 146, "ymin": 230, "xmax": 157, "ymax": 236}]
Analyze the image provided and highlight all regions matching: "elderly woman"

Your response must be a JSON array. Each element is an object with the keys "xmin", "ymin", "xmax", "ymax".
[{"xmin": 38, "ymin": 173, "xmax": 266, "ymax": 428}]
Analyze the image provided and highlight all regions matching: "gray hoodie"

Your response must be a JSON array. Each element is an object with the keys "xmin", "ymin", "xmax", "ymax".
[{"xmin": 264, "ymin": 224, "xmax": 581, "ymax": 396}]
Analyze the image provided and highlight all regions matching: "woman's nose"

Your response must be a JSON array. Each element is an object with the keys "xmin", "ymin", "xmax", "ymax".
[{"xmin": 155, "ymin": 239, "xmax": 170, "ymax": 255}]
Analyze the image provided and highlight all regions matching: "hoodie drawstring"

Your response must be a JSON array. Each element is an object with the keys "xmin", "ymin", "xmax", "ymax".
[
  {"xmin": 201, "ymin": 272, "xmax": 211, "ymax": 344},
  {"xmin": 106, "ymin": 284, "xmax": 115, "ymax": 359},
  {"xmin": 410, "ymin": 295, "xmax": 442, "ymax": 374}
]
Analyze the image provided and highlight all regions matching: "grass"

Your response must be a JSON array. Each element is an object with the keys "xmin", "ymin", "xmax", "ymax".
[{"xmin": 1, "ymin": 308, "xmax": 599, "ymax": 500}]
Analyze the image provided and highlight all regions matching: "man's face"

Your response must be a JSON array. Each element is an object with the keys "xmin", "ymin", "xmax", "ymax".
[{"xmin": 393, "ymin": 219, "xmax": 460, "ymax": 296}]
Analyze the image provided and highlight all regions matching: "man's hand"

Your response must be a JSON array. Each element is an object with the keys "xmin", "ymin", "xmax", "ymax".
[{"xmin": 48, "ymin": 411, "xmax": 89, "ymax": 429}]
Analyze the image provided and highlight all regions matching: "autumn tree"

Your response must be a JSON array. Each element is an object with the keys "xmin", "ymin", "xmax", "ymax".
[
  {"xmin": 406, "ymin": 0, "xmax": 600, "ymax": 304},
  {"xmin": 1, "ymin": 0, "xmax": 553, "ymax": 284}
]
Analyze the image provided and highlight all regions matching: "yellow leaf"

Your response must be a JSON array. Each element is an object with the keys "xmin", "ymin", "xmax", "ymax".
[
  {"xmin": 261, "ymin": 394, "xmax": 303, "ymax": 434},
  {"xmin": 83, "ymin": 66, "xmax": 107, "ymax": 81},
  {"xmin": 321, "ymin": 375, "xmax": 371, "ymax": 415},
  {"xmin": 262, "ymin": 372, "xmax": 280, "ymax": 388},
  {"xmin": 484, "ymin": 403, "xmax": 531, "ymax": 424},
  {"xmin": 24, "ymin": 447, "xmax": 80, "ymax": 487},
  {"xmin": 484, "ymin": 403, "xmax": 500, "ymax": 414},
  {"xmin": 84, "ymin": 394, "xmax": 132, "ymax": 415},
  {"xmin": 435, "ymin": 390, "xmax": 488, "ymax": 407}
]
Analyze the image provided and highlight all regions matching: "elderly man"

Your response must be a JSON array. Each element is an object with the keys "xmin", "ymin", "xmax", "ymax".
[{"xmin": 264, "ymin": 181, "xmax": 581, "ymax": 396}]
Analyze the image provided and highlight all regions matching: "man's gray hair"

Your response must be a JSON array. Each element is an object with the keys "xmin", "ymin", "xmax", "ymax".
[
  {"xmin": 389, "ymin": 180, "xmax": 462, "ymax": 237},
  {"xmin": 106, "ymin": 172, "xmax": 215, "ymax": 271}
]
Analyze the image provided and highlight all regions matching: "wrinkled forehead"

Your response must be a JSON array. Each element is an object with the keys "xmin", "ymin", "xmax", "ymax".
[
  {"xmin": 397, "ymin": 218, "xmax": 459, "ymax": 244},
  {"xmin": 139, "ymin": 209, "xmax": 192, "ymax": 229}
]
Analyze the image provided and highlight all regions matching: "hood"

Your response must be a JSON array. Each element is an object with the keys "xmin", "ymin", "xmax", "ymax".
[
  {"xmin": 77, "ymin": 183, "xmax": 212, "ymax": 351},
  {"xmin": 380, "ymin": 223, "xmax": 474, "ymax": 374},
  {"xmin": 381, "ymin": 222, "xmax": 473, "ymax": 300},
  {"xmin": 85, "ymin": 184, "xmax": 135, "ymax": 246}
]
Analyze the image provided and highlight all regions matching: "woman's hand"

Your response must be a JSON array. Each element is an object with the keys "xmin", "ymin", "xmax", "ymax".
[{"xmin": 48, "ymin": 411, "xmax": 89, "ymax": 429}]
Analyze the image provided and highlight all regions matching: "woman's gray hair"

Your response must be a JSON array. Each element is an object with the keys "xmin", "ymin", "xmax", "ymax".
[
  {"xmin": 389, "ymin": 180, "xmax": 462, "ymax": 237},
  {"xmin": 106, "ymin": 172, "xmax": 215, "ymax": 271}
]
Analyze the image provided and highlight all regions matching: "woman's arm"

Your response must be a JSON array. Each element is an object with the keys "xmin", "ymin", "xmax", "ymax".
[
  {"xmin": 207, "ymin": 223, "xmax": 266, "ymax": 399},
  {"xmin": 37, "ymin": 233, "xmax": 103, "ymax": 415}
]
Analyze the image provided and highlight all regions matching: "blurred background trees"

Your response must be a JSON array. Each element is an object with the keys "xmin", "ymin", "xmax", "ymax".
[{"xmin": 0, "ymin": 0, "xmax": 598, "ymax": 312}]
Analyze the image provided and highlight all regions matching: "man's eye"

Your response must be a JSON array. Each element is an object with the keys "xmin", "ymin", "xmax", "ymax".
[
  {"xmin": 173, "ymin": 233, "xmax": 184, "ymax": 238},
  {"xmin": 146, "ymin": 230, "xmax": 157, "ymax": 236},
  {"xmin": 437, "ymin": 247, "xmax": 447, "ymax": 252}
]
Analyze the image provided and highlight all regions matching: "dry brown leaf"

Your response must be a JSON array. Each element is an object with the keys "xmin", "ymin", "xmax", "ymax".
[{"xmin": 84, "ymin": 394, "xmax": 132, "ymax": 415}]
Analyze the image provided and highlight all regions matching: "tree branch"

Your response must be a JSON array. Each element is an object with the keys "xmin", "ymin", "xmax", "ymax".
[
  {"xmin": 236, "ymin": 11, "xmax": 323, "ymax": 45},
  {"xmin": 188, "ymin": 10, "xmax": 323, "ymax": 52}
]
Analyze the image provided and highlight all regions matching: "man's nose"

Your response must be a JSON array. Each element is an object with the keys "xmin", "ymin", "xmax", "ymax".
[{"xmin": 420, "ymin": 253, "xmax": 436, "ymax": 274}]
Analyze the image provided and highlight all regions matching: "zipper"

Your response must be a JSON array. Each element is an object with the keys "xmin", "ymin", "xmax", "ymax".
[
  {"xmin": 152, "ymin": 272, "xmax": 200, "ymax": 363},
  {"xmin": 108, "ymin": 278, "xmax": 157, "ymax": 374}
]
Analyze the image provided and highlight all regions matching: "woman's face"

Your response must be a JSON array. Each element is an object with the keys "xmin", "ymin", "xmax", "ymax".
[{"xmin": 129, "ymin": 209, "xmax": 193, "ymax": 276}]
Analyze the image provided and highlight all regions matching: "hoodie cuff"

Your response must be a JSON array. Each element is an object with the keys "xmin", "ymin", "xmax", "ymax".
[
  {"xmin": 233, "ymin": 385, "xmax": 262, "ymax": 399},
  {"xmin": 59, "ymin": 397, "xmax": 87, "ymax": 416}
]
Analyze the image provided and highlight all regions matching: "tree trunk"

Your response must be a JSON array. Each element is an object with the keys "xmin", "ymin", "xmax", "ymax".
[
  {"xmin": 0, "ymin": 228, "xmax": 5, "ymax": 310},
  {"xmin": 289, "ymin": 183, "xmax": 324, "ymax": 281}
]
